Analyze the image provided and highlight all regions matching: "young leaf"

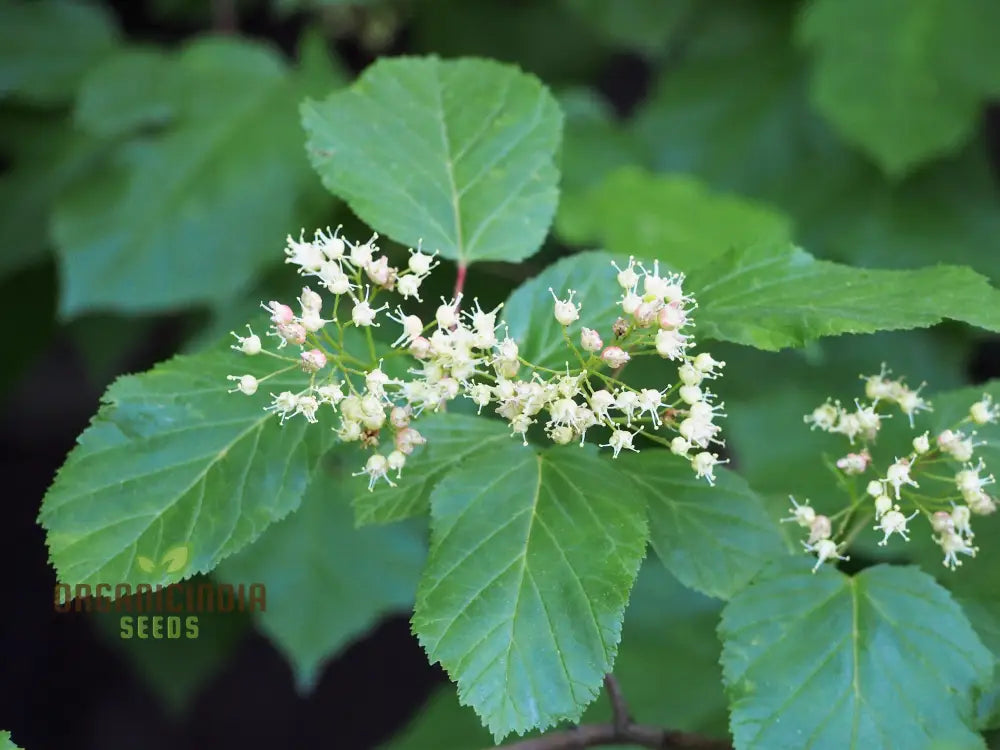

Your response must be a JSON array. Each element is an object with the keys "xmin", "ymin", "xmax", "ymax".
[
  {"xmin": 351, "ymin": 412, "xmax": 511, "ymax": 526},
  {"xmin": 38, "ymin": 344, "xmax": 334, "ymax": 588},
  {"xmin": 690, "ymin": 242, "xmax": 1000, "ymax": 350},
  {"xmin": 618, "ymin": 452, "xmax": 787, "ymax": 599},
  {"xmin": 216, "ymin": 449, "xmax": 426, "ymax": 691},
  {"xmin": 797, "ymin": 0, "xmax": 1000, "ymax": 177},
  {"xmin": 503, "ymin": 250, "xmax": 621, "ymax": 369},
  {"xmin": 720, "ymin": 559, "xmax": 993, "ymax": 750},
  {"xmin": 412, "ymin": 446, "xmax": 648, "ymax": 741},
  {"xmin": 302, "ymin": 56, "xmax": 563, "ymax": 266},
  {"xmin": 0, "ymin": 0, "xmax": 117, "ymax": 105},
  {"xmin": 54, "ymin": 37, "xmax": 338, "ymax": 316},
  {"xmin": 557, "ymin": 167, "xmax": 793, "ymax": 270}
]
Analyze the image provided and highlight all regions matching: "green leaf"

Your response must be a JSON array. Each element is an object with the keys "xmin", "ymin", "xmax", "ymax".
[
  {"xmin": 302, "ymin": 56, "xmax": 563, "ymax": 266},
  {"xmin": 0, "ymin": 730, "xmax": 23, "ymax": 750},
  {"xmin": 690, "ymin": 242, "xmax": 1000, "ymax": 350},
  {"xmin": 632, "ymin": 1, "xmax": 1000, "ymax": 285},
  {"xmin": 720, "ymin": 560, "xmax": 993, "ymax": 750},
  {"xmin": 74, "ymin": 47, "xmax": 175, "ymax": 137},
  {"xmin": 928, "ymin": 381, "xmax": 1000, "ymax": 729},
  {"xmin": 0, "ymin": 110, "xmax": 108, "ymax": 279},
  {"xmin": 413, "ymin": 445, "xmax": 648, "ymax": 740},
  {"xmin": 38, "ymin": 343, "xmax": 334, "ymax": 588},
  {"xmin": 618, "ymin": 452, "xmax": 787, "ymax": 599},
  {"xmin": 557, "ymin": 167, "xmax": 792, "ymax": 270},
  {"xmin": 351, "ymin": 412, "xmax": 511, "ymax": 526},
  {"xmin": 385, "ymin": 559, "xmax": 730, "ymax": 749},
  {"xmin": 0, "ymin": 0, "xmax": 117, "ymax": 105},
  {"xmin": 216, "ymin": 449, "xmax": 425, "ymax": 690},
  {"xmin": 797, "ymin": 0, "xmax": 1000, "ymax": 176},
  {"xmin": 54, "ymin": 37, "xmax": 331, "ymax": 315},
  {"xmin": 503, "ymin": 250, "xmax": 621, "ymax": 369}
]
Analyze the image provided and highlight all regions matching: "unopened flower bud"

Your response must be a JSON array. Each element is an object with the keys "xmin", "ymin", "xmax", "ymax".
[
  {"xmin": 670, "ymin": 436, "xmax": 691, "ymax": 456},
  {"xmin": 601, "ymin": 346, "xmax": 630, "ymax": 369},
  {"xmin": 874, "ymin": 494, "xmax": 893, "ymax": 518},
  {"xmin": 808, "ymin": 515, "xmax": 832, "ymax": 543},
  {"xmin": 299, "ymin": 286, "xmax": 322, "ymax": 313},
  {"xmin": 300, "ymin": 348, "xmax": 327, "ymax": 373},
  {"xmin": 227, "ymin": 374, "xmax": 258, "ymax": 395},
  {"xmin": 679, "ymin": 385, "xmax": 702, "ymax": 405},
  {"xmin": 580, "ymin": 327, "xmax": 603, "ymax": 353},
  {"xmin": 912, "ymin": 432, "xmax": 930, "ymax": 454},
  {"xmin": 390, "ymin": 406, "xmax": 411, "ymax": 429},
  {"xmin": 276, "ymin": 322, "xmax": 307, "ymax": 346}
]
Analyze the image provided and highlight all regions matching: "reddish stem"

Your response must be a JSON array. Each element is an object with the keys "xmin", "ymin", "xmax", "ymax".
[{"xmin": 453, "ymin": 263, "xmax": 468, "ymax": 300}]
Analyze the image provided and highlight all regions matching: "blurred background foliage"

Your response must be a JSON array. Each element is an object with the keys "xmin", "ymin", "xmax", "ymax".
[{"xmin": 2, "ymin": 0, "xmax": 1000, "ymax": 748}]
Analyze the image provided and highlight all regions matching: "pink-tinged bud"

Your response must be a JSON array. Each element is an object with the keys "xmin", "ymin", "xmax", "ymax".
[
  {"xmin": 808, "ymin": 515, "xmax": 832, "ymax": 544},
  {"xmin": 409, "ymin": 336, "xmax": 431, "ymax": 359},
  {"xmin": 365, "ymin": 256, "xmax": 397, "ymax": 289},
  {"xmin": 601, "ymin": 346, "xmax": 630, "ymax": 369},
  {"xmin": 931, "ymin": 511, "xmax": 954, "ymax": 534},
  {"xmin": 394, "ymin": 427, "xmax": 426, "ymax": 455},
  {"xmin": 300, "ymin": 348, "xmax": 327, "ymax": 373},
  {"xmin": 633, "ymin": 302, "xmax": 658, "ymax": 328},
  {"xmin": 267, "ymin": 301, "xmax": 294, "ymax": 325},
  {"xmin": 390, "ymin": 406, "xmax": 411, "ymax": 429},
  {"xmin": 658, "ymin": 302, "xmax": 687, "ymax": 330},
  {"xmin": 580, "ymin": 327, "xmax": 603, "ymax": 353},
  {"xmin": 277, "ymin": 322, "xmax": 307, "ymax": 345}
]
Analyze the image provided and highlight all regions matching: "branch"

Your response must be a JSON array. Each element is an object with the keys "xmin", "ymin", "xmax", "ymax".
[
  {"xmin": 493, "ymin": 674, "xmax": 731, "ymax": 750},
  {"xmin": 495, "ymin": 722, "xmax": 731, "ymax": 750}
]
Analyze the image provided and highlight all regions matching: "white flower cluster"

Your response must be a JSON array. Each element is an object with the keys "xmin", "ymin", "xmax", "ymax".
[
  {"xmin": 227, "ymin": 230, "xmax": 728, "ymax": 488},
  {"xmin": 796, "ymin": 363, "xmax": 998, "ymax": 571}
]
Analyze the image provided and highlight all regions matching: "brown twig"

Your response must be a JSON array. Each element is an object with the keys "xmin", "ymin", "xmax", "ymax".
[{"xmin": 492, "ymin": 674, "xmax": 731, "ymax": 750}]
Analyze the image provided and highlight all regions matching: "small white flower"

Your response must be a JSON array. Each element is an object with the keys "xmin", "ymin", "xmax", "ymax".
[
  {"xmin": 397, "ymin": 273, "xmax": 423, "ymax": 300},
  {"xmin": 350, "ymin": 233, "xmax": 379, "ymax": 267},
  {"xmin": 299, "ymin": 286, "xmax": 322, "ymax": 313},
  {"xmin": 351, "ymin": 287, "xmax": 388, "ymax": 327},
  {"xmin": 394, "ymin": 427, "xmax": 426, "ymax": 455},
  {"xmin": 678, "ymin": 385, "xmax": 702, "ymax": 405},
  {"xmin": 285, "ymin": 230, "xmax": 325, "ymax": 272},
  {"xmin": 314, "ymin": 225, "xmax": 346, "ymax": 260},
  {"xmin": 912, "ymin": 431, "xmax": 930, "ymax": 454},
  {"xmin": 602, "ymin": 429, "xmax": 639, "ymax": 458},
  {"xmin": 387, "ymin": 450, "xmax": 406, "ymax": 476},
  {"xmin": 691, "ymin": 451, "xmax": 722, "ymax": 484},
  {"xmin": 637, "ymin": 388, "xmax": 664, "ymax": 426},
  {"xmin": 230, "ymin": 326, "xmax": 262, "ymax": 355},
  {"xmin": 227, "ymin": 374, "xmax": 258, "ymax": 396},
  {"xmin": 692, "ymin": 352, "xmax": 724, "ymax": 376},
  {"xmin": 875, "ymin": 505, "xmax": 918, "ymax": 545},
  {"xmin": 620, "ymin": 292, "xmax": 642, "ymax": 315},
  {"xmin": 611, "ymin": 256, "xmax": 639, "ymax": 290},
  {"xmin": 615, "ymin": 390, "xmax": 639, "ymax": 425},
  {"xmin": 781, "ymin": 496, "xmax": 816, "ymax": 527},
  {"xmin": 678, "ymin": 363, "xmax": 703, "ymax": 386},
  {"xmin": 408, "ymin": 245, "xmax": 438, "ymax": 275},
  {"xmin": 866, "ymin": 480, "xmax": 884, "ymax": 498},
  {"xmin": 804, "ymin": 401, "xmax": 839, "ymax": 432},
  {"xmin": 895, "ymin": 383, "xmax": 931, "ymax": 426},
  {"xmin": 970, "ymin": 394, "xmax": 999, "ymax": 425},
  {"xmin": 873, "ymin": 494, "xmax": 893, "ymax": 518},
  {"xmin": 589, "ymin": 389, "xmax": 615, "ymax": 421},
  {"xmin": 885, "ymin": 457, "xmax": 918, "ymax": 499},
  {"xmin": 803, "ymin": 538, "xmax": 849, "ymax": 573},
  {"xmin": 549, "ymin": 288, "xmax": 581, "ymax": 326},
  {"xmin": 316, "ymin": 382, "xmax": 344, "ymax": 405},
  {"xmin": 937, "ymin": 530, "xmax": 978, "ymax": 570},
  {"xmin": 435, "ymin": 295, "xmax": 462, "ymax": 329},
  {"xmin": 670, "ymin": 436, "xmax": 691, "ymax": 456},
  {"xmin": 354, "ymin": 453, "xmax": 396, "ymax": 491},
  {"xmin": 861, "ymin": 364, "xmax": 895, "ymax": 403},
  {"xmin": 294, "ymin": 394, "xmax": 320, "ymax": 423},
  {"xmin": 951, "ymin": 505, "xmax": 973, "ymax": 537},
  {"xmin": 930, "ymin": 511, "xmax": 954, "ymax": 534},
  {"xmin": 657, "ymin": 302, "xmax": 687, "ymax": 330},
  {"xmin": 365, "ymin": 255, "xmax": 396, "ymax": 288},
  {"xmin": 655, "ymin": 328, "xmax": 688, "ymax": 360}
]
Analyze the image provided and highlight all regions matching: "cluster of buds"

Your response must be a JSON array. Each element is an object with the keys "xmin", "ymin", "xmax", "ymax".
[
  {"xmin": 227, "ymin": 230, "xmax": 729, "ymax": 488},
  {"xmin": 782, "ymin": 497, "xmax": 849, "ymax": 573},
  {"xmin": 795, "ymin": 364, "xmax": 997, "ymax": 571}
]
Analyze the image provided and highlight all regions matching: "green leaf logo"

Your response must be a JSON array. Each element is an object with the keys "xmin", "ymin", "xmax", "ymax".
[{"xmin": 136, "ymin": 544, "xmax": 191, "ymax": 576}]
